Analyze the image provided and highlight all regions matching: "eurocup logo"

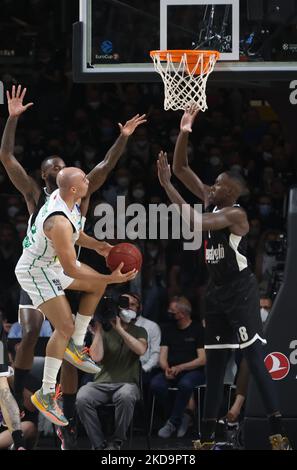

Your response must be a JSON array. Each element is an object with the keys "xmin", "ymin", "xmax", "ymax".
[
  {"xmin": 101, "ymin": 40, "xmax": 113, "ymax": 54},
  {"xmin": 264, "ymin": 352, "xmax": 290, "ymax": 380}
]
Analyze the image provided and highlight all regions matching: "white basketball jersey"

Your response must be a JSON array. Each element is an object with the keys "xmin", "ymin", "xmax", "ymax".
[{"xmin": 19, "ymin": 189, "xmax": 82, "ymax": 269}]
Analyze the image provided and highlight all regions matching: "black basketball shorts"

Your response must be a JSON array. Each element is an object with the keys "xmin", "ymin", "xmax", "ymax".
[{"xmin": 205, "ymin": 270, "xmax": 266, "ymax": 350}]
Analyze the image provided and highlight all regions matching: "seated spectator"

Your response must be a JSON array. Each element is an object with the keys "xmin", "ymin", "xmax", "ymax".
[
  {"xmin": 76, "ymin": 301, "xmax": 147, "ymax": 450},
  {"xmin": 150, "ymin": 296, "xmax": 206, "ymax": 438},
  {"xmin": 122, "ymin": 292, "xmax": 161, "ymax": 384}
]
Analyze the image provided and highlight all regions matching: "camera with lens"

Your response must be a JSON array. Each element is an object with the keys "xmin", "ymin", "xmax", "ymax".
[{"xmin": 93, "ymin": 294, "xmax": 130, "ymax": 330}]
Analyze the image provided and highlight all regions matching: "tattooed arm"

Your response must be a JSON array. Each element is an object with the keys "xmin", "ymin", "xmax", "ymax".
[
  {"xmin": 0, "ymin": 378, "xmax": 22, "ymax": 433},
  {"xmin": 0, "ymin": 85, "xmax": 40, "ymax": 214}
]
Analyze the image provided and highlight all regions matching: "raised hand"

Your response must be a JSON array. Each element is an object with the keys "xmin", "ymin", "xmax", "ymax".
[
  {"xmin": 109, "ymin": 262, "xmax": 138, "ymax": 284},
  {"xmin": 157, "ymin": 151, "xmax": 172, "ymax": 188},
  {"xmin": 118, "ymin": 113, "xmax": 147, "ymax": 137},
  {"xmin": 6, "ymin": 85, "xmax": 34, "ymax": 117},
  {"xmin": 180, "ymin": 104, "xmax": 199, "ymax": 133}
]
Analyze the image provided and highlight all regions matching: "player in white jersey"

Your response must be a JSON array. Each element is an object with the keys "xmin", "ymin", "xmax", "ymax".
[
  {"xmin": 15, "ymin": 167, "xmax": 137, "ymax": 426},
  {"xmin": 1, "ymin": 84, "xmax": 146, "ymax": 432}
]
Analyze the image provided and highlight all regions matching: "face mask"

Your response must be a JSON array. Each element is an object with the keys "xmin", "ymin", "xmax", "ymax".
[
  {"xmin": 16, "ymin": 223, "xmax": 27, "ymax": 233},
  {"xmin": 258, "ymin": 204, "xmax": 272, "ymax": 217},
  {"xmin": 260, "ymin": 308, "xmax": 269, "ymax": 323},
  {"xmin": 14, "ymin": 145, "xmax": 24, "ymax": 155},
  {"xmin": 209, "ymin": 156, "xmax": 221, "ymax": 167},
  {"xmin": 119, "ymin": 309, "xmax": 137, "ymax": 323},
  {"xmin": 132, "ymin": 189, "xmax": 145, "ymax": 199},
  {"xmin": 116, "ymin": 177, "xmax": 129, "ymax": 188},
  {"xmin": 7, "ymin": 206, "xmax": 19, "ymax": 218},
  {"xmin": 166, "ymin": 311, "xmax": 175, "ymax": 321}
]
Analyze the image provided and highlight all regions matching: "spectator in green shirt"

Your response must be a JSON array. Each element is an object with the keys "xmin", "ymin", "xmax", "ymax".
[{"xmin": 76, "ymin": 306, "xmax": 147, "ymax": 450}]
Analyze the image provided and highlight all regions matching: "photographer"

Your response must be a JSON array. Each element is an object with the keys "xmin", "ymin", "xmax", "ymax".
[{"xmin": 76, "ymin": 295, "xmax": 148, "ymax": 450}]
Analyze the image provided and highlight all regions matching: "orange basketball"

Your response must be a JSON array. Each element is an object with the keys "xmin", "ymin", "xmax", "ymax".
[{"xmin": 106, "ymin": 243, "xmax": 142, "ymax": 274}]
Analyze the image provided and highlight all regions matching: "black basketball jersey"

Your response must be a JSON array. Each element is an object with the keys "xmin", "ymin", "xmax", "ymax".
[
  {"xmin": 204, "ymin": 205, "xmax": 249, "ymax": 285},
  {"xmin": 29, "ymin": 187, "xmax": 50, "ymax": 228}
]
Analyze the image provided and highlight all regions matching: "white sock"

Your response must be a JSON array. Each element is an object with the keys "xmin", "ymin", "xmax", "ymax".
[
  {"xmin": 42, "ymin": 357, "xmax": 62, "ymax": 395},
  {"xmin": 71, "ymin": 313, "xmax": 92, "ymax": 346}
]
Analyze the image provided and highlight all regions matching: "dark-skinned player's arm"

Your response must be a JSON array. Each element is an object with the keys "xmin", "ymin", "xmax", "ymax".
[
  {"xmin": 75, "ymin": 230, "xmax": 113, "ymax": 258},
  {"xmin": 0, "ymin": 85, "xmax": 40, "ymax": 214},
  {"xmin": 43, "ymin": 215, "xmax": 137, "ymax": 284},
  {"xmin": 158, "ymin": 151, "xmax": 248, "ymax": 236},
  {"xmin": 172, "ymin": 106, "xmax": 211, "ymax": 207},
  {"xmin": 86, "ymin": 113, "xmax": 147, "ymax": 195}
]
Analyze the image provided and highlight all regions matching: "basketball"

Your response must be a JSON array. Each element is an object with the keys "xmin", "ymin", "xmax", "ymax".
[{"xmin": 106, "ymin": 243, "xmax": 142, "ymax": 273}]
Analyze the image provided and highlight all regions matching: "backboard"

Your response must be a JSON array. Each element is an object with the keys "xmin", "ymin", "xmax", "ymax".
[{"xmin": 73, "ymin": 0, "xmax": 297, "ymax": 83}]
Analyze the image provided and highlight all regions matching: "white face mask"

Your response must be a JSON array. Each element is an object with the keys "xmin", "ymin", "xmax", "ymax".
[
  {"xmin": 260, "ymin": 308, "xmax": 269, "ymax": 323},
  {"xmin": 119, "ymin": 309, "xmax": 137, "ymax": 324}
]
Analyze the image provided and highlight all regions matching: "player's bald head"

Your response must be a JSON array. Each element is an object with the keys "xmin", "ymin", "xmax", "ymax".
[{"xmin": 57, "ymin": 167, "xmax": 86, "ymax": 190}]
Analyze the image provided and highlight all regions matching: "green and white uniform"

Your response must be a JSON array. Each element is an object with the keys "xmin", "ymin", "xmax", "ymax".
[{"xmin": 15, "ymin": 189, "xmax": 84, "ymax": 309}]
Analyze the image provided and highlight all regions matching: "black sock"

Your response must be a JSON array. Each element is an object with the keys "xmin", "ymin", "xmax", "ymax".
[
  {"xmin": 201, "ymin": 419, "xmax": 216, "ymax": 441},
  {"xmin": 62, "ymin": 393, "xmax": 77, "ymax": 421},
  {"xmin": 268, "ymin": 414, "xmax": 283, "ymax": 436},
  {"xmin": 12, "ymin": 430, "xmax": 25, "ymax": 449},
  {"xmin": 14, "ymin": 369, "xmax": 30, "ymax": 407}
]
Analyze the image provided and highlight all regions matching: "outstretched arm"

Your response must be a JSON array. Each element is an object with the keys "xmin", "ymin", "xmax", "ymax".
[
  {"xmin": 86, "ymin": 113, "xmax": 147, "ymax": 195},
  {"xmin": 172, "ymin": 106, "xmax": 211, "ymax": 206},
  {"xmin": 0, "ymin": 85, "xmax": 39, "ymax": 213},
  {"xmin": 158, "ymin": 152, "xmax": 248, "ymax": 235}
]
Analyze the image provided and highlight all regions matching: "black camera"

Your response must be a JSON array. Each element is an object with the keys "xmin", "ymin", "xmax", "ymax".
[{"xmin": 94, "ymin": 294, "xmax": 129, "ymax": 329}]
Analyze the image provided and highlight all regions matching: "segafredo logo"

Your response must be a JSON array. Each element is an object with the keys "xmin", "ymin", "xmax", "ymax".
[
  {"xmin": 264, "ymin": 352, "xmax": 290, "ymax": 380},
  {"xmin": 204, "ymin": 241, "xmax": 225, "ymax": 263}
]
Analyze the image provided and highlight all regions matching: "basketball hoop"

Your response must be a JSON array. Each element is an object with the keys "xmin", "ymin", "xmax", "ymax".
[{"xmin": 150, "ymin": 50, "xmax": 220, "ymax": 112}]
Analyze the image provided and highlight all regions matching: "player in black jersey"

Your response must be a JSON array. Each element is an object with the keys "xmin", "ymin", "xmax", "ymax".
[
  {"xmin": 157, "ymin": 106, "xmax": 291, "ymax": 450},
  {"xmin": 0, "ymin": 85, "xmax": 146, "ymax": 446}
]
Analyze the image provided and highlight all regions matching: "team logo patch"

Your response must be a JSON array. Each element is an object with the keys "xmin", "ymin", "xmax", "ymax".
[
  {"xmin": 264, "ymin": 352, "xmax": 290, "ymax": 380},
  {"xmin": 52, "ymin": 279, "xmax": 63, "ymax": 292}
]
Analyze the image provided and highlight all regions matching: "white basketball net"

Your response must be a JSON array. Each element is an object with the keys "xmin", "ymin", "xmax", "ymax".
[{"xmin": 151, "ymin": 51, "xmax": 218, "ymax": 112}]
